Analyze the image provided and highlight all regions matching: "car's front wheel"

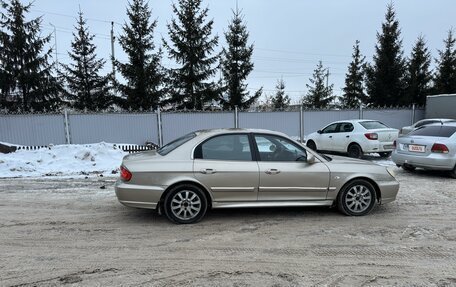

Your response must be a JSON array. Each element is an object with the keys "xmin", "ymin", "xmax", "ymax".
[
  {"xmin": 306, "ymin": 140, "xmax": 317, "ymax": 151},
  {"xmin": 337, "ymin": 179, "xmax": 376, "ymax": 216},
  {"xmin": 164, "ymin": 184, "xmax": 208, "ymax": 224}
]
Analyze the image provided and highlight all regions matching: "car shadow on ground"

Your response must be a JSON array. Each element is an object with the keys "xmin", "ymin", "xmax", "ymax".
[{"xmin": 398, "ymin": 168, "xmax": 454, "ymax": 179}]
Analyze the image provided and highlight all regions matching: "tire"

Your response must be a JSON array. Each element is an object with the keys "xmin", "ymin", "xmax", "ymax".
[
  {"xmin": 449, "ymin": 165, "xmax": 456, "ymax": 179},
  {"xmin": 306, "ymin": 140, "xmax": 317, "ymax": 151},
  {"xmin": 337, "ymin": 179, "xmax": 377, "ymax": 216},
  {"xmin": 379, "ymin": 152, "xmax": 392, "ymax": 158},
  {"xmin": 347, "ymin": 144, "xmax": 363, "ymax": 158},
  {"xmin": 402, "ymin": 164, "xmax": 416, "ymax": 172},
  {"xmin": 163, "ymin": 184, "xmax": 208, "ymax": 224}
]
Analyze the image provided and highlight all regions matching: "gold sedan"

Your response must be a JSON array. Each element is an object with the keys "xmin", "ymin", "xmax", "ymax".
[{"xmin": 115, "ymin": 129, "xmax": 399, "ymax": 224}]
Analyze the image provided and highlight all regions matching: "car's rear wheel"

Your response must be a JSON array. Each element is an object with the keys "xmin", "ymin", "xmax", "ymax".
[
  {"xmin": 402, "ymin": 164, "xmax": 416, "ymax": 172},
  {"xmin": 164, "ymin": 184, "xmax": 208, "ymax": 224},
  {"xmin": 449, "ymin": 165, "xmax": 456, "ymax": 179},
  {"xmin": 337, "ymin": 179, "xmax": 376, "ymax": 216},
  {"xmin": 348, "ymin": 144, "xmax": 362, "ymax": 158},
  {"xmin": 306, "ymin": 140, "xmax": 317, "ymax": 151},
  {"xmin": 379, "ymin": 152, "xmax": 391, "ymax": 158}
]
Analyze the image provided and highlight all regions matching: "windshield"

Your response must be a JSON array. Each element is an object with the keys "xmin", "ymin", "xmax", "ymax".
[
  {"xmin": 157, "ymin": 132, "xmax": 196, "ymax": 156},
  {"xmin": 359, "ymin": 121, "xmax": 389, "ymax": 129},
  {"xmin": 409, "ymin": 125, "xmax": 456, "ymax": 137}
]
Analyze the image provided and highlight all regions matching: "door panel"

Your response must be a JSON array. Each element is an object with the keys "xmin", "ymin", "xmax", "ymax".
[
  {"xmin": 257, "ymin": 162, "xmax": 330, "ymax": 200},
  {"xmin": 194, "ymin": 160, "xmax": 259, "ymax": 202}
]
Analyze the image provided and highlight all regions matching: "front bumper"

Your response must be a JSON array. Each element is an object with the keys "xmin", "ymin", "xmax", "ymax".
[
  {"xmin": 377, "ymin": 180, "xmax": 400, "ymax": 204},
  {"xmin": 392, "ymin": 151, "xmax": 456, "ymax": 170},
  {"xmin": 114, "ymin": 180, "xmax": 166, "ymax": 210}
]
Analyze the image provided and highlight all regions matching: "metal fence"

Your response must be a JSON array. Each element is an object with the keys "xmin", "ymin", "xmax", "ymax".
[{"xmin": 0, "ymin": 106, "xmax": 424, "ymax": 147}]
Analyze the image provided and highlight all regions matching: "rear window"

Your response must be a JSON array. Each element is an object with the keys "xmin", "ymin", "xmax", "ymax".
[
  {"xmin": 359, "ymin": 121, "xmax": 389, "ymax": 129},
  {"xmin": 409, "ymin": 126, "xmax": 456, "ymax": 137},
  {"xmin": 157, "ymin": 132, "xmax": 196, "ymax": 156}
]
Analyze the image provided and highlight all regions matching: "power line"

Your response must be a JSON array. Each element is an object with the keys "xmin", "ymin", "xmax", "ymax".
[
  {"xmin": 31, "ymin": 9, "xmax": 122, "ymax": 26},
  {"xmin": 255, "ymin": 47, "xmax": 351, "ymax": 58}
]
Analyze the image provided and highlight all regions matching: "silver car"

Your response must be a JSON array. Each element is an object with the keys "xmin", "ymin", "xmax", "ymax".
[
  {"xmin": 392, "ymin": 122, "xmax": 456, "ymax": 178},
  {"xmin": 115, "ymin": 129, "xmax": 399, "ymax": 224},
  {"xmin": 399, "ymin": 118, "xmax": 456, "ymax": 136}
]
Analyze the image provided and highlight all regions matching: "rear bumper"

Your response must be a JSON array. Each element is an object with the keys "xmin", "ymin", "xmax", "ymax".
[
  {"xmin": 392, "ymin": 151, "xmax": 456, "ymax": 170},
  {"xmin": 114, "ymin": 180, "xmax": 165, "ymax": 210},
  {"xmin": 377, "ymin": 180, "xmax": 400, "ymax": 204},
  {"xmin": 363, "ymin": 141, "xmax": 395, "ymax": 153}
]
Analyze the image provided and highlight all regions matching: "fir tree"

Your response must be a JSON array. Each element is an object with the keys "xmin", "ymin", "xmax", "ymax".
[
  {"xmin": 271, "ymin": 78, "xmax": 290, "ymax": 110},
  {"xmin": 433, "ymin": 29, "xmax": 456, "ymax": 95},
  {"xmin": 219, "ymin": 8, "xmax": 260, "ymax": 110},
  {"xmin": 403, "ymin": 35, "xmax": 432, "ymax": 106},
  {"xmin": 365, "ymin": 3, "xmax": 406, "ymax": 107},
  {"xmin": 302, "ymin": 61, "xmax": 334, "ymax": 109},
  {"xmin": 0, "ymin": 0, "xmax": 61, "ymax": 112},
  {"xmin": 61, "ymin": 11, "xmax": 112, "ymax": 111},
  {"xmin": 341, "ymin": 40, "xmax": 366, "ymax": 108},
  {"xmin": 164, "ymin": 0, "xmax": 219, "ymax": 110},
  {"xmin": 116, "ymin": 0, "xmax": 163, "ymax": 111}
]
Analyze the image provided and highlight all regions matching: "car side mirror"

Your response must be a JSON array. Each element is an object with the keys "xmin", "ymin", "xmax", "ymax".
[
  {"xmin": 307, "ymin": 154, "xmax": 316, "ymax": 164},
  {"xmin": 317, "ymin": 130, "xmax": 322, "ymax": 134}
]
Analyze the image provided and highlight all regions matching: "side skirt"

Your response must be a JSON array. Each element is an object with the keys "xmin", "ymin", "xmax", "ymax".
[{"xmin": 212, "ymin": 200, "xmax": 334, "ymax": 209}]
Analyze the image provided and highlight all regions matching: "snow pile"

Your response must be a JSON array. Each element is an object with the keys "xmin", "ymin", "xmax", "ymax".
[{"xmin": 0, "ymin": 143, "xmax": 127, "ymax": 178}]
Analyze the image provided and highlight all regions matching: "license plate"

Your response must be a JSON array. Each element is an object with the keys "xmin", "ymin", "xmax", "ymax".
[
  {"xmin": 383, "ymin": 145, "xmax": 394, "ymax": 149},
  {"xmin": 408, "ymin": 144, "xmax": 425, "ymax": 153}
]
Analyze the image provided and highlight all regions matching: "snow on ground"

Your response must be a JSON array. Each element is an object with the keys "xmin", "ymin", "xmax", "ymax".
[{"xmin": 0, "ymin": 142, "xmax": 127, "ymax": 178}]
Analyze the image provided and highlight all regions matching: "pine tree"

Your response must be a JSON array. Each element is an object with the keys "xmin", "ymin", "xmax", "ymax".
[
  {"xmin": 164, "ymin": 0, "xmax": 219, "ymax": 110},
  {"xmin": 341, "ymin": 40, "xmax": 366, "ymax": 108},
  {"xmin": 403, "ymin": 35, "xmax": 432, "ymax": 106},
  {"xmin": 302, "ymin": 61, "xmax": 334, "ymax": 109},
  {"xmin": 116, "ymin": 0, "xmax": 163, "ymax": 111},
  {"xmin": 365, "ymin": 3, "xmax": 406, "ymax": 107},
  {"xmin": 61, "ymin": 11, "xmax": 112, "ymax": 111},
  {"xmin": 0, "ymin": 0, "xmax": 61, "ymax": 112},
  {"xmin": 271, "ymin": 78, "xmax": 290, "ymax": 110},
  {"xmin": 433, "ymin": 29, "xmax": 456, "ymax": 95},
  {"xmin": 219, "ymin": 8, "xmax": 260, "ymax": 110}
]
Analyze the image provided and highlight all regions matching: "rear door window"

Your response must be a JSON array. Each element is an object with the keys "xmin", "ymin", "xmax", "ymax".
[{"xmin": 195, "ymin": 134, "xmax": 253, "ymax": 161}]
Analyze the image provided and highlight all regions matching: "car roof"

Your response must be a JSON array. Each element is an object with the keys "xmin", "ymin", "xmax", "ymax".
[
  {"xmin": 194, "ymin": 128, "xmax": 288, "ymax": 137},
  {"xmin": 417, "ymin": 118, "xmax": 455, "ymax": 122},
  {"xmin": 324, "ymin": 119, "xmax": 383, "ymax": 124},
  {"xmin": 424, "ymin": 122, "xmax": 456, "ymax": 127}
]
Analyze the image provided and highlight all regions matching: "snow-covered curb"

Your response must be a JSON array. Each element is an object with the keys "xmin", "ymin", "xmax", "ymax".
[{"xmin": 0, "ymin": 142, "xmax": 127, "ymax": 178}]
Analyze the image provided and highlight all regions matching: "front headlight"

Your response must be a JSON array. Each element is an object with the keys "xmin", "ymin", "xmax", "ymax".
[{"xmin": 386, "ymin": 166, "xmax": 396, "ymax": 178}]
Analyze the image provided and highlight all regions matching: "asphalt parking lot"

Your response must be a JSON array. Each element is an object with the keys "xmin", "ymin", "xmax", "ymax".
[{"xmin": 1, "ymin": 167, "xmax": 455, "ymax": 286}]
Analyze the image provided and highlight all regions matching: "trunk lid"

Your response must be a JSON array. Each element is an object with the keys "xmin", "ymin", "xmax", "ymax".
[{"xmin": 368, "ymin": 128, "xmax": 399, "ymax": 143}]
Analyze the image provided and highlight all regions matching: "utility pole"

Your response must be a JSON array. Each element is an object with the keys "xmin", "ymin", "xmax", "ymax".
[
  {"xmin": 111, "ymin": 21, "xmax": 116, "ymax": 80},
  {"xmin": 325, "ymin": 68, "xmax": 329, "ymax": 91},
  {"xmin": 49, "ymin": 22, "xmax": 58, "ymax": 72}
]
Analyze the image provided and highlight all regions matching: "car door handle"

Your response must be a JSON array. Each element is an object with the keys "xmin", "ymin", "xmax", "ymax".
[
  {"xmin": 329, "ymin": 136, "xmax": 332, "ymax": 138},
  {"xmin": 265, "ymin": 169, "xmax": 280, "ymax": 175},
  {"xmin": 346, "ymin": 135, "xmax": 349, "ymax": 138},
  {"xmin": 200, "ymin": 168, "xmax": 216, "ymax": 174}
]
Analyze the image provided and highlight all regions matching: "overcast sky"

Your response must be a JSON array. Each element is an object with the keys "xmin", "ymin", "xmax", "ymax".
[{"xmin": 25, "ymin": 0, "xmax": 456, "ymax": 103}]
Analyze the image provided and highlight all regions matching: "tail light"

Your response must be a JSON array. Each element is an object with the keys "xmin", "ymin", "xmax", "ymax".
[
  {"xmin": 393, "ymin": 140, "xmax": 396, "ymax": 149},
  {"xmin": 431, "ymin": 143, "xmax": 449, "ymax": 154},
  {"xmin": 364, "ymin": 133, "xmax": 378, "ymax": 140},
  {"xmin": 120, "ymin": 165, "xmax": 132, "ymax": 181}
]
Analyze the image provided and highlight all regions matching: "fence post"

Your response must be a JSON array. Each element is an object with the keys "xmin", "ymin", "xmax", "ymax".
[
  {"xmin": 299, "ymin": 106, "xmax": 304, "ymax": 143},
  {"xmin": 156, "ymin": 107, "xmax": 163, "ymax": 147},
  {"xmin": 359, "ymin": 105, "xmax": 363, "ymax": 119},
  {"xmin": 234, "ymin": 106, "xmax": 239, "ymax": 128},
  {"xmin": 411, "ymin": 103, "xmax": 416, "ymax": 124},
  {"xmin": 63, "ymin": 109, "xmax": 71, "ymax": 144}
]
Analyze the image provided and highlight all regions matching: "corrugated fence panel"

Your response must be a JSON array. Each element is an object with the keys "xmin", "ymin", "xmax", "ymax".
[
  {"xmin": 239, "ymin": 112, "xmax": 300, "ymax": 137},
  {"xmin": 162, "ymin": 112, "xmax": 234, "ymax": 144},
  {"xmin": 69, "ymin": 113, "xmax": 158, "ymax": 145},
  {"xmin": 362, "ymin": 109, "xmax": 414, "ymax": 129},
  {"xmin": 303, "ymin": 110, "xmax": 359, "ymax": 136},
  {"xmin": 0, "ymin": 114, "xmax": 66, "ymax": 145},
  {"xmin": 414, "ymin": 109, "xmax": 426, "ymax": 122}
]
